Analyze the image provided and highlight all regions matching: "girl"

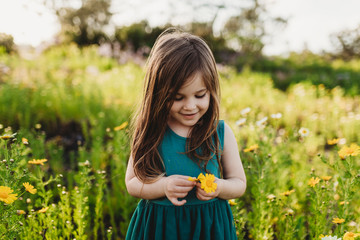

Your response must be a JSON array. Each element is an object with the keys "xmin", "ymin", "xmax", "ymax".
[{"xmin": 125, "ymin": 28, "xmax": 246, "ymax": 240}]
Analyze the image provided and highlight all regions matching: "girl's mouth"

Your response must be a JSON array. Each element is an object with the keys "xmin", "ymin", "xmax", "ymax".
[{"xmin": 181, "ymin": 113, "xmax": 197, "ymax": 119}]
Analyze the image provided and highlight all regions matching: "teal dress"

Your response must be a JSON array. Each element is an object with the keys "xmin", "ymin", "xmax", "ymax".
[{"xmin": 126, "ymin": 120, "xmax": 237, "ymax": 240}]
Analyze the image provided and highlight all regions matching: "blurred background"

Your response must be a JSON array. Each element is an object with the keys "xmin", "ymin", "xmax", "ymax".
[
  {"xmin": 2, "ymin": 0, "xmax": 360, "ymax": 93},
  {"xmin": 2, "ymin": 0, "xmax": 360, "ymax": 57}
]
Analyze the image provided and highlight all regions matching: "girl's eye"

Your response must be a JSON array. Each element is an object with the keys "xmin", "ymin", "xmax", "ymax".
[
  {"xmin": 174, "ymin": 96, "xmax": 183, "ymax": 101},
  {"xmin": 195, "ymin": 93, "xmax": 206, "ymax": 99}
]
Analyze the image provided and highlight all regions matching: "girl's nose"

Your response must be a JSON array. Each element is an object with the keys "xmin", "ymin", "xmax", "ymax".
[{"xmin": 183, "ymin": 99, "xmax": 196, "ymax": 110}]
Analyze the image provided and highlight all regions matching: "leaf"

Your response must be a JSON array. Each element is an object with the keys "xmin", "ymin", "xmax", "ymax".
[{"xmin": 344, "ymin": 171, "xmax": 352, "ymax": 178}]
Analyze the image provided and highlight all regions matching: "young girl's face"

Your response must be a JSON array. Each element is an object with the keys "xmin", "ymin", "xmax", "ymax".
[{"xmin": 168, "ymin": 72, "xmax": 210, "ymax": 131}]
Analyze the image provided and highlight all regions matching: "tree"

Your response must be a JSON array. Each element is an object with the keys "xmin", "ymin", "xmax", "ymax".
[
  {"xmin": 0, "ymin": 33, "xmax": 16, "ymax": 54},
  {"xmin": 222, "ymin": 0, "xmax": 286, "ymax": 57},
  {"xmin": 330, "ymin": 25, "xmax": 360, "ymax": 60},
  {"xmin": 40, "ymin": 0, "xmax": 112, "ymax": 46}
]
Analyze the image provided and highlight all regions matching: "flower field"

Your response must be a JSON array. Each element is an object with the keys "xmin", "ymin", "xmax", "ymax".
[{"xmin": 0, "ymin": 45, "xmax": 360, "ymax": 239}]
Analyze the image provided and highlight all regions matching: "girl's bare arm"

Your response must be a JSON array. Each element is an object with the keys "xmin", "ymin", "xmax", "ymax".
[
  {"xmin": 125, "ymin": 156, "xmax": 196, "ymax": 206},
  {"xmin": 196, "ymin": 122, "xmax": 246, "ymax": 200}
]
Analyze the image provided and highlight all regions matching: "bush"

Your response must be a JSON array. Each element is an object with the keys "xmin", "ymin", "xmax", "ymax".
[{"xmin": 0, "ymin": 33, "xmax": 16, "ymax": 54}]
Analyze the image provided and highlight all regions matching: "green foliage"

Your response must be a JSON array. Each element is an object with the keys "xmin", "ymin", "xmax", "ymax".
[
  {"xmin": 247, "ymin": 51, "xmax": 360, "ymax": 96},
  {"xmin": 114, "ymin": 20, "xmax": 169, "ymax": 52},
  {"xmin": 47, "ymin": 0, "xmax": 112, "ymax": 46},
  {"xmin": 0, "ymin": 33, "xmax": 16, "ymax": 54}
]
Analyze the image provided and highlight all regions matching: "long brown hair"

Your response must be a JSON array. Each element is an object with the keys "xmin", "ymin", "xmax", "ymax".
[{"xmin": 131, "ymin": 28, "xmax": 221, "ymax": 183}]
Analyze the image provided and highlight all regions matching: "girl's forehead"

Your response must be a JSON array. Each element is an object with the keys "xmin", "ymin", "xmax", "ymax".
[
  {"xmin": 178, "ymin": 72, "xmax": 206, "ymax": 91},
  {"xmin": 180, "ymin": 72, "xmax": 206, "ymax": 90}
]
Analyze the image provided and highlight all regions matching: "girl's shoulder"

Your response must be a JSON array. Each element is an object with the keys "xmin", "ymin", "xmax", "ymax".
[{"xmin": 216, "ymin": 120, "xmax": 225, "ymax": 148}]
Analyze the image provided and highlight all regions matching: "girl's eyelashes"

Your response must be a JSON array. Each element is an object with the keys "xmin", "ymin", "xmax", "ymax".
[
  {"xmin": 195, "ymin": 93, "xmax": 206, "ymax": 99},
  {"xmin": 174, "ymin": 91, "xmax": 208, "ymax": 101}
]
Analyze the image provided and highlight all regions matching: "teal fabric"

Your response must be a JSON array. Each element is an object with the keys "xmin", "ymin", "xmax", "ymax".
[{"xmin": 126, "ymin": 120, "xmax": 237, "ymax": 239}]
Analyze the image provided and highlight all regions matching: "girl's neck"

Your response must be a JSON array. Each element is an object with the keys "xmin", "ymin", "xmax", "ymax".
[{"xmin": 167, "ymin": 120, "xmax": 192, "ymax": 138}]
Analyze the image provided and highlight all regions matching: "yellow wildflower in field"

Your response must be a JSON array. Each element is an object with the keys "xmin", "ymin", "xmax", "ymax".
[
  {"xmin": 343, "ymin": 232, "xmax": 360, "ymax": 240},
  {"xmin": 332, "ymin": 218, "xmax": 345, "ymax": 224},
  {"xmin": 38, "ymin": 207, "xmax": 49, "ymax": 213},
  {"xmin": 17, "ymin": 210, "xmax": 26, "ymax": 215},
  {"xmin": 338, "ymin": 143, "xmax": 360, "ymax": 159},
  {"xmin": 321, "ymin": 176, "xmax": 332, "ymax": 181},
  {"xmin": 280, "ymin": 189, "xmax": 295, "ymax": 197},
  {"xmin": 0, "ymin": 186, "xmax": 18, "ymax": 204},
  {"xmin": 244, "ymin": 144, "xmax": 259, "ymax": 153},
  {"xmin": 339, "ymin": 201, "xmax": 349, "ymax": 205},
  {"xmin": 28, "ymin": 159, "xmax": 48, "ymax": 165},
  {"xmin": 327, "ymin": 138, "xmax": 340, "ymax": 145},
  {"xmin": 228, "ymin": 199, "xmax": 237, "ymax": 206},
  {"xmin": 22, "ymin": 137, "xmax": 29, "ymax": 144},
  {"xmin": 308, "ymin": 177, "xmax": 321, "ymax": 187},
  {"xmin": 23, "ymin": 182, "xmax": 37, "ymax": 194},
  {"xmin": 114, "ymin": 121, "xmax": 128, "ymax": 131}
]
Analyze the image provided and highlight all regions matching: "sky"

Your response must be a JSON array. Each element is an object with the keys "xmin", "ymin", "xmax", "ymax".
[{"xmin": 1, "ymin": 0, "xmax": 360, "ymax": 56}]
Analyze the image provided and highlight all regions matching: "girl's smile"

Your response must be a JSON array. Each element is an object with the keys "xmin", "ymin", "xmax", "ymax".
[{"xmin": 167, "ymin": 72, "xmax": 210, "ymax": 137}]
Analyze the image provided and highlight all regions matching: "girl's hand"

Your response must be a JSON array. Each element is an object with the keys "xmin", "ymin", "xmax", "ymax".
[
  {"xmin": 164, "ymin": 175, "xmax": 196, "ymax": 206},
  {"xmin": 195, "ymin": 178, "xmax": 221, "ymax": 201}
]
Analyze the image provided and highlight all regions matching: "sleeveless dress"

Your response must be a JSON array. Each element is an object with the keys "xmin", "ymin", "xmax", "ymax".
[{"xmin": 125, "ymin": 120, "xmax": 237, "ymax": 240}]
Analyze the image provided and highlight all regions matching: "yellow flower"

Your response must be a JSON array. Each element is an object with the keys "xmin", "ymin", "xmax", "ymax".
[
  {"xmin": 198, "ymin": 173, "xmax": 217, "ymax": 193},
  {"xmin": 22, "ymin": 137, "xmax": 29, "ymax": 145},
  {"xmin": 23, "ymin": 182, "xmax": 37, "ymax": 194},
  {"xmin": 17, "ymin": 210, "xmax": 26, "ymax": 215},
  {"xmin": 244, "ymin": 144, "xmax": 259, "ymax": 153},
  {"xmin": 327, "ymin": 138, "xmax": 340, "ymax": 145},
  {"xmin": 28, "ymin": 159, "xmax": 48, "ymax": 165},
  {"xmin": 321, "ymin": 176, "xmax": 332, "ymax": 181},
  {"xmin": 114, "ymin": 121, "xmax": 128, "ymax": 131},
  {"xmin": 308, "ymin": 177, "xmax": 320, "ymax": 187},
  {"xmin": 339, "ymin": 201, "xmax": 349, "ymax": 205},
  {"xmin": 280, "ymin": 189, "xmax": 295, "ymax": 197},
  {"xmin": 332, "ymin": 217, "xmax": 345, "ymax": 224},
  {"xmin": 0, "ymin": 186, "xmax": 18, "ymax": 204},
  {"xmin": 343, "ymin": 232, "xmax": 360, "ymax": 240},
  {"xmin": 38, "ymin": 207, "xmax": 49, "ymax": 213},
  {"xmin": 188, "ymin": 177, "xmax": 198, "ymax": 182},
  {"xmin": 338, "ymin": 143, "xmax": 360, "ymax": 159},
  {"xmin": 228, "ymin": 199, "xmax": 237, "ymax": 206}
]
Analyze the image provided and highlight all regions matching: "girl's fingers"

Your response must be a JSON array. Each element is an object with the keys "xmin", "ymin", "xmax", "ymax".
[
  {"xmin": 195, "ymin": 185, "xmax": 216, "ymax": 200},
  {"xmin": 169, "ymin": 197, "xmax": 186, "ymax": 206}
]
